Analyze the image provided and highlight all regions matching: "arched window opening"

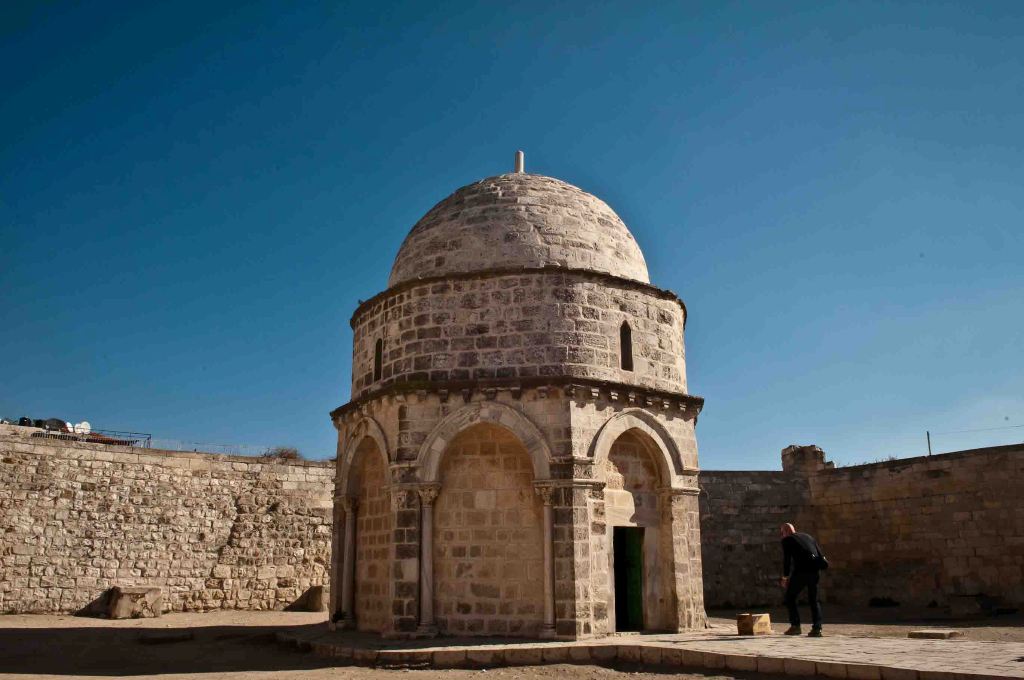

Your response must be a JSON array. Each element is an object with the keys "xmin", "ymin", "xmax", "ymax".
[
  {"xmin": 373, "ymin": 338, "xmax": 384, "ymax": 382},
  {"xmin": 620, "ymin": 322, "xmax": 634, "ymax": 372}
]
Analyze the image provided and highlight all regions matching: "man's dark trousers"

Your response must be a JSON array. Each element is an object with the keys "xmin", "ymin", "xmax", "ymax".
[{"xmin": 784, "ymin": 571, "xmax": 822, "ymax": 628}]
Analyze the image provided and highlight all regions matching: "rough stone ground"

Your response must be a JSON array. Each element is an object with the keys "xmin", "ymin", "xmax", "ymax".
[
  {"xmin": 1, "ymin": 609, "xmax": 1023, "ymax": 680},
  {"xmin": 707, "ymin": 606, "xmax": 1024, "ymax": 643}
]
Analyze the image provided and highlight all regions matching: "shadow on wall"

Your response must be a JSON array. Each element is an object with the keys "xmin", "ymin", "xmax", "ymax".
[
  {"xmin": 71, "ymin": 586, "xmax": 325, "ymax": 619},
  {"xmin": 74, "ymin": 589, "xmax": 114, "ymax": 617},
  {"xmin": 284, "ymin": 586, "xmax": 326, "ymax": 613}
]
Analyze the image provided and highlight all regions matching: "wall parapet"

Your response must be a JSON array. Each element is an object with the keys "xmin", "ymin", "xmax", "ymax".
[{"xmin": 0, "ymin": 425, "xmax": 333, "ymax": 469}]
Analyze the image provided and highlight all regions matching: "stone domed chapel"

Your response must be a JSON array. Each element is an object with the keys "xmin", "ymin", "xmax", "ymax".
[{"xmin": 330, "ymin": 153, "xmax": 705, "ymax": 639}]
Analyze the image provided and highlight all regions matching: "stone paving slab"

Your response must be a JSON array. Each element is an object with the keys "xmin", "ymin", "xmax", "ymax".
[{"xmin": 278, "ymin": 627, "xmax": 1024, "ymax": 679}]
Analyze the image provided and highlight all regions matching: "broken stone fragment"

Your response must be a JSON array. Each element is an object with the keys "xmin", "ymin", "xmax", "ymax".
[{"xmin": 107, "ymin": 586, "xmax": 163, "ymax": 619}]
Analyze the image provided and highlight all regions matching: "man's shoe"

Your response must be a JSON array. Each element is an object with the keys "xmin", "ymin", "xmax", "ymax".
[
  {"xmin": 808, "ymin": 627, "xmax": 823, "ymax": 637},
  {"xmin": 784, "ymin": 626, "xmax": 802, "ymax": 635}
]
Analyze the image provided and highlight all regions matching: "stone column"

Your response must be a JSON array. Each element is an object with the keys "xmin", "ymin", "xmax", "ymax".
[
  {"xmin": 663, "ymin": 485, "xmax": 706, "ymax": 631},
  {"xmin": 535, "ymin": 483, "xmax": 556, "ymax": 637},
  {"xmin": 417, "ymin": 484, "xmax": 440, "ymax": 635},
  {"xmin": 340, "ymin": 496, "xmax": 358, "ymax": 629},
  {"xmin": 329, "ymin": 497, "xmax": 343, "ymax": 630}
]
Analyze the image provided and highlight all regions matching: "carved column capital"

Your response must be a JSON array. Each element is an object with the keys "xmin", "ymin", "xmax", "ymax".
[
  {"xmin": 533, "ymin": 483, "xmax": 554, "ymax": 506},
  {"xmin": 391, "ymin": 487, "xmax": 410, "ymax": 510},
  {"xmin": 658, "ymin": 486, "xmax": 700, "ymax": 508},
  {"xmin": 417, "ymin": 484, "xmax": 441, "ymax": 507}
]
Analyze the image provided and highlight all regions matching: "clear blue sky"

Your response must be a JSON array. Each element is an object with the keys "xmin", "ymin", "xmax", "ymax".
[{"xmin": 2, "ymin": 2, "xmax": 1022, "ymax": 468}]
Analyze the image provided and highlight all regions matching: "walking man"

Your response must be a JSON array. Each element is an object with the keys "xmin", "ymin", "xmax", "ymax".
[{"xmin": 779, "ymin": 522, "xmax": 826, "ymax": 637}]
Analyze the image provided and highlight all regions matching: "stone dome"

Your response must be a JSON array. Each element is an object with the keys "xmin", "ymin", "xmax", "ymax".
[{"xmin": 388, "ymin": 172, "xmax": 650, "ymax": 288}]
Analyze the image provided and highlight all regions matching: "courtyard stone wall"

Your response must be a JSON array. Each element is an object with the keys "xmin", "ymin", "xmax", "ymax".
[
  {"xmin": 698, "ymin": 471, "xmax": 812, "ymax": 608},
  {"xmin": 699, "ymin": 443, "xmax": 1024, "ymax": 610},
  {"xmin": 349, "ymin": 270, "xmax": 687, "ymax": 399},
  {"xmin": 0, "ymin": 429, "xmax": 332, "ymax": 615}
]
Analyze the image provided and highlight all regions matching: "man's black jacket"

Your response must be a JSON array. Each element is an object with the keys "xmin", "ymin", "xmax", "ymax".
[{"xmin": 782, "ymin": 532, "xmax": 824, "ymax": 576}]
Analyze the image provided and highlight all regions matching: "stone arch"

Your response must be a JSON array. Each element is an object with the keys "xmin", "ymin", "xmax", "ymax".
[
  {"xmin": 595, "ymin": 412, "xmax": 683, "ymax": 633},
  {"xmin": 590, "ymin": 409, "xmax": 683, "ymax": 488},
  {"xmin": 351, "ymin": 435, "xmax": 392, "ymax": 632},
  {"xmin": 416, "ymin": 402, "xmax": 551, "ymax": 483},
  {"xmin": 338, "ymin": 416, "xmax": 390, "ymax": 496},
  {"xmin": 431, "ymin": 422, "xmax": 546, "ymax": 636}
]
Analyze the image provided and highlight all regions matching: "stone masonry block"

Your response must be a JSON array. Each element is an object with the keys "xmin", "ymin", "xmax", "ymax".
[
  {"xmin": 736, "ymin": 612, "xmax": 772, "ymax": 635},
  {"xmin": 107, "ymin": 586, "xmax": 162, "ymax": 619},
  {"xmin": 432, "ymin": 649, "xmax": 467, "ymax": 667}
]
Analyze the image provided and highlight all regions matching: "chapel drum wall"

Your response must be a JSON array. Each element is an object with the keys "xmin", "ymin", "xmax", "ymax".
[{"xmin": 350, "ymin": 271, "xmax": 687, "ymax": 399}]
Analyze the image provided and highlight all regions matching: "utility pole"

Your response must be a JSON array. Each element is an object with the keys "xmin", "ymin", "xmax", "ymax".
[{"xmin": 926, "ymin": 430, "xmax": 932, "ymax": 456}]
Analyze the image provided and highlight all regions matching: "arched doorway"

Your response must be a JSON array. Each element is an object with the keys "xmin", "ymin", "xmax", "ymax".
[
  {"xmin": 432, "ymin": 423, "xmax": 545, "ymax": 636},
  {"xmin": 351, "ymin": 436, "xmax": 391, "ymax": 632},
  {"xmin": 603, "ymin": 429, "xmax": 675, "ymax": 632}
]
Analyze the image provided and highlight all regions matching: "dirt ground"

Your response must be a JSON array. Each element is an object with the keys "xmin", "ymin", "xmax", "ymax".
[
  {"xmin": 0, "ymin": 611, "xmax": 742, "ymax": 680},
  {"xmin": 1, "ymin": 608, "xmax": 1021, "ymax": 680}
]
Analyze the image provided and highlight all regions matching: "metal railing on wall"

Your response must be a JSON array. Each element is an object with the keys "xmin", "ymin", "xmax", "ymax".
[
  {"xmin": 4, "ymin": 417, "xmax": 309, "ymax": 459},
  {"xmin": 29, "ymin": 431, "xmax": 282, "ymax": 457},
  {"xmin": 148, "ymin": 438, "xmax": 275, "ymax": 457},
  {"xmin": 31, "ymin": 428, "xmax": 153, "ymax": 448}
]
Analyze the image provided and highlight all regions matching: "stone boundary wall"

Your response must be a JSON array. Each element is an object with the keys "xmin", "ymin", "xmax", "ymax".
[
  {"xmin": 0, "ymin": 428, "xmax": 333, "ymax": 614},
  {"xmin": 698, "ymin": 471, "xmax": 811, "ymax": 608},
  {"xmin": 698, "ymin": 444, "xmax": 1024, "ymax": 610},
  {"xmin": 5, "ymin": 419, "xmax": 1020, "ymax": 617}
]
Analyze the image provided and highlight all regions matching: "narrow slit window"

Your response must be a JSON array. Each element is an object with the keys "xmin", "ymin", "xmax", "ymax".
[
  {"xmin": 373, "ymin": 338, "xmax": 384, "ymax": 382},
  {"xmin": 620, "ymin": 322, "xmax": 634, "ymax": 372}
]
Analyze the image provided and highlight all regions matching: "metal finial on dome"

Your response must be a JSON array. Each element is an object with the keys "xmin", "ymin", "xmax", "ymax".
[{"xmin": 514, "ymin": 150, "xmax": 524, "ymax": 173}]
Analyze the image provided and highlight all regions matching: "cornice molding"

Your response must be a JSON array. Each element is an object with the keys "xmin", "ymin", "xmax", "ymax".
[{"xmin": 331, "ymin": 376, "xmax": 704, "ymax": 422}]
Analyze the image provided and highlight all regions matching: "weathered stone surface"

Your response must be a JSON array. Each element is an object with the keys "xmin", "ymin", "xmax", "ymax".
[
  {"xmin": 505, "ymin": 646, "xmax": 544, "ymax": 665},
  {"xmin": 278, "ymin": 625, "xmax": 1024, "ymax": 680},
  {"xmin": 700, "ymin": 444, "xmax": 1024, "ymax": 610},
  {"xmin": 757, "ymin": 656, "xmax": 786, "ymax": 673},
  {"xmin": 354, "ymin": 450, "xmax": 392, "ymax": 632},
  {"xmin": 724, "ymin": 653, "xmax": 758, "ymax": 671},
  {"xmin": 907, "ymin": 629, "xmax": 964, "ymax": 640},
  {"xmin": 388, "ymin": 173, "xmax": 650, "ymax": 288},
  {"xmin": 286, "ymin": 586, "xmax": 326, "ymax": 612},
  {"xmin": 350, "ymin": 271, "xmax": 687, "ymax": 399},
  {"xmin": 432, "ymin": 649, "xmax": 467, "ymax": 667},
  {"xmin": 784, "ymin": 658, "xmax": 818, "ymax": 676},
  {"xmin": 880, "ymin": 666, "xmax": 919, "ymax": 680},
  {"xmin": 107, "ymin": 586, "xmax": 162, "ymax": 619},
  {"xmin": 331, "ymin": 165, "xmax": 705, "ymax": 640},
  {"xmin": 432, "ymin": 425, "xmax": 544, "ymax": 637},
  {"xmin": 0, "ymin": 431, "xmax": 333, "ymax": 615},
  {"xmin": 736, "ymin": 612, "xmax": 772, "ymax": 635},
  {"xmin": 817, "ymin": 661, "xmax": 850, "ymax": 678}
]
